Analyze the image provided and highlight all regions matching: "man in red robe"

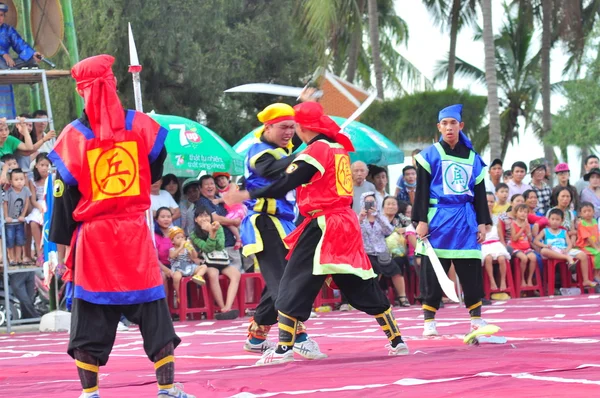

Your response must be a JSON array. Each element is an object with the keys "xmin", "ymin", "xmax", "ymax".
[
  {"xmin": 49, "ymin": 55, "xmax": 194, "ymax": 398},
  {"xmin": 225, "ymin": 101, "xmax": 409, "ymax": 366}
]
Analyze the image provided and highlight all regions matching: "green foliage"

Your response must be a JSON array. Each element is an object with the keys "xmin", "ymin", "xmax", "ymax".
[
  {"xmin": 361, "ymin": 89, "xmax": 488, "ymax": 151},
  {"xmin": 546, "ymin": 77, "xmax": 600, "ymax": 147},
  {"xmin": 13, "ymin": 0, "xmax": 318, "ymax": 144}
]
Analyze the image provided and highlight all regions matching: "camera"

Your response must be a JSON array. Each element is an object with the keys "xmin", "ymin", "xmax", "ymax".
[{"xmin": 364, "ymin": 201, "xmax": 374, "ymax": 211}]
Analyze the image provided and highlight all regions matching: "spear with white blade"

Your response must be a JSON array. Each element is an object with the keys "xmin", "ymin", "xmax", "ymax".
[{"xmin": 128, "ymin": 23, "xmax": 155, "ymax": 243}]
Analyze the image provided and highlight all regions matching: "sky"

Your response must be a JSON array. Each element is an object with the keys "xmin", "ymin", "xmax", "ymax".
[{"xmin": 387, "ymin": 0, "xmax": 584, "ymax": 185}]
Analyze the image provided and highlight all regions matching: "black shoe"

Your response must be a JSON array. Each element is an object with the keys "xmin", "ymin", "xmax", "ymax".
[
  {"xmin": 215, "ymin": 309, "xmax": 239, "ymax": 320},
  {"xmin": 482, "ymin": 298, "xmax": 492, "ymax": 306}
]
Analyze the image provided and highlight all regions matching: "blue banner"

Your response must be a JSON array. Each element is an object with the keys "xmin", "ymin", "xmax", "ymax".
[{"xmin": 0, "ymin": 85, "xmax": 16, "ymax": 119}]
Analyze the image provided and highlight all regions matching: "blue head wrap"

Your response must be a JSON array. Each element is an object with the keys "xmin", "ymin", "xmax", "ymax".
[
  {"xmin": 438, "ymin": 104, "xmax": 473, "ymax": 150},
  {"xmin": 0, "ymin": 3, "xmax": 8, "ymax": 13}
]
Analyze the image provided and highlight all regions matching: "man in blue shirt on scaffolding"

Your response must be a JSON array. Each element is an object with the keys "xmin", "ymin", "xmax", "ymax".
[{"xmin": 0, "ymin": 2, "xmax": 43, "ymax": 69}]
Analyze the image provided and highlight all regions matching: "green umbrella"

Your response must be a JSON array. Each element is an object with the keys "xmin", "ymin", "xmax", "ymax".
[
  {"xmin": 150, "ymin": 112, "xmax": 245, "ymax": 177},
  {"xmin": 233, "ymin": 116, "xmax": 404, "ymax": 166}
]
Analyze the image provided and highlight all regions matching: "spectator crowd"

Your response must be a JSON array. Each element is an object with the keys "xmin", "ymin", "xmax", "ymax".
[{"xmin": 4, "ymin": 118, "xmax": 600, "ymax": 323}]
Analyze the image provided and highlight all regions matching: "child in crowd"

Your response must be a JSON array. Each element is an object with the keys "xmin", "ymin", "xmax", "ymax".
[
  {"xmin": 190, "ymin": 205, "xmax": 240, "ymax": 320},
  {"xmin": 493, "ymin": 183, "xmax": 510, "ymax": 216},
  {"xmin": 3, "ymin": 169, "xmax": 31, "ymax": 264},
  {"xmin": 576, "ymin": 202, "xmax": 600, "ymax": 283},
  {"xmin": 536, "ymin": 208, "xmax": 596, "ymax": 288},
  {"xmin": 213, "ymin": 172, "xmax": 245, "ymax": 250},
  {"xmin": 0, "ymin": 154, "xmax": 19, "ymax": 191},
  {"xmin": 168, "ymin": 226, "xmax": 207, "ymax": 303},
  {"xmin": 510, "ymin": 204, "xmax": 537, "ymax": 287},
  {"xmin": 483, "ymin": 193, "xmax": 510, "ymax": 292},
  {"xmin": 503, "ymin": 170, "xmax": 512, "ymax": 184},
  {"xmin": 25, "ymin": 153, "xmax": 51, "ymax": 265}
]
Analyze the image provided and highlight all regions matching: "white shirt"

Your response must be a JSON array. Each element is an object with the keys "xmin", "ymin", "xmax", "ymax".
[{"xmin": 151, "ymin": 190, "xmax": 178, "ymax": 212}]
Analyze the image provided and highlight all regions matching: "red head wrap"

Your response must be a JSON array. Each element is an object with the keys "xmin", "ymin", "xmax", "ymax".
[
  {"xmin": 293, "ymin": 102, "xmax": 354, "ymax": 152},
  {"xmin": 71, "ymin": 55, "xmax": 124, "ymax": 143}
]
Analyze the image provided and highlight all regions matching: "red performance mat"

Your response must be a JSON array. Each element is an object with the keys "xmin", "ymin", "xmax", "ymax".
[{"xmin": 1, "ymin": 295, "xmax": 599, "ymax": 397}]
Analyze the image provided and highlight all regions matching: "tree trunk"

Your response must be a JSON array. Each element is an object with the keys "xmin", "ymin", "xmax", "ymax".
[
  {"xmin": 447, "ymin": 0, "xmax": 461, "ymax": 89},
  {"xmin": 346, "ymin": 0, "xmax": 364, "ymax": 83},
  {"xmin": 481, "ymin": 0, "xmax": 502, "ymax": 160},
  {"xmin": 541, "ymin": 0, "xmax": 555, "ymax": 183},
  {"xmin": 367, "ymin": 0, "xmax": 384, "ymax": 99}
]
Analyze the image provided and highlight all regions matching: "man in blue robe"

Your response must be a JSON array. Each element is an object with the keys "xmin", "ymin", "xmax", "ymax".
[
  {"xmin": 413, "ymin": 104, "xmax": 492, "ymax": 337},
  {"xmin": 0, "ymin": 2, "xmax": 42, "ymax": 69}
]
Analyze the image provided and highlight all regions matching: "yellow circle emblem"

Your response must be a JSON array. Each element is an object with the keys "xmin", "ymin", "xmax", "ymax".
[{"xmin": 53, "ymin": 179, "xmax": 64, "ymax": 198}]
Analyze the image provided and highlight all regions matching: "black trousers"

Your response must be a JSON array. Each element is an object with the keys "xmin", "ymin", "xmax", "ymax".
[
  {"xmin": 276, "ymin": 219, "xmax": 391, "ymax": 322},
  {"xmin": 9, "ymin": 272, "xmax": 37, "ymax": 319},
  {"xmin": 253, "ymin": 215, "xmax": 289, "ymax": 326},
  {"xmin": 419, "ymin": 256, "xmax": 483, "ymax": 310},
  {"xmin": 68, "ymin": 298, "xmax": 180, "ymax": 366}
]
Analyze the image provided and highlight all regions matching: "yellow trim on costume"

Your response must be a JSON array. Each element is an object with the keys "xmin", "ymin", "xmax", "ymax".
[
  {"xmin": 249, "ymin": 147, "xmax": 292, "ymax": 169},
  {"xmin": 76, "ymin": 360, "xmax": 99, "ymax": 373},
  {"xmin": 422, "ymin": 304, "xmax": 437, "ymax": 313},
  {"xmin": 470, "ymin": 316, "xmax": 481, "ymax": 319},
  {"xmin": 295, "ymin": 154, "xmax": 325, "ymax": 175},
  {"xmin": 159, "ymin": 383, "xmax": 174, "ymax": 390},
  {"xmin": 279, "ymin": 324, "xmax": 296, "ymax": 335},
  {"xmin": 266, "ymin": 198, "xmax": 277, "ymax": 214},
  {"xmin": 154, "ymin": 355, "xmax": 174, "ymax": 370},
  {"xmin": 424, "ymin": 318, "xmax": 436, "ymax": 323},
  {"xmin": 312, "ymin": 215, "xmax": 377, "ymax": 280},
  {"xmin": 242, "ymin": 214, "xmax": 289, "ymax": 257},
  {"xmin": 468, "ymin": 301, "xmax": 482, "ymax": 311},
  {"xmin": 83, "ymin": 386, "xmax": 99, "ymax": 393},
  {"xmin": 253, "ymin": 198, "xmax": 265, "ymax": 212}
]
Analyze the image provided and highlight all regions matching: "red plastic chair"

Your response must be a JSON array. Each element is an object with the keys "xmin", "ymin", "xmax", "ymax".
[
  {"xmin": 483, "ymin": 260, "xmax": 516, "ymax": 299},
  {"xmin": 313, "ymin": 283, "xmax": 342, "ymax": 309},
  {"xmin": 512, "ymin": 257, "xmax": 544, "ymax": 297},
  {"xmin": 406, "ymin": 265, "xmax": 420, "ymax": 305},
  {"xmin": 543, "ymin": 259, "xmax": 571, "ymax": 296},
  {"xmin": 167, "ymin": 277, "xmax": 214, "ymax": 321},
  {"xmin": 237, "ymin": 272, "xmax": 265, "ymax": 316}
]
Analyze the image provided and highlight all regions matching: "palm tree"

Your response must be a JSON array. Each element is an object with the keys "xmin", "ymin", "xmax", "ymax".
[
  {"xmin": 422, "ymin": 0, "xmax": 478, "ymax": 88},
  {"xmin": 540, "ymin": 0, "xmax": 554, "ymax": 170},
  {"xmin": 434, "ymin": 3, "xmax": 541, "ymax": 160},
  {"xmin": 298, "ymin": 0, "xmax": 430, "ymax": 94},
  {"xmin": 368, "ymin": 0, "xmax": 385, "ymax": 98},
  {"xmin": 481, "ymin": 0, "xmax": 502, "ymax": 160}
]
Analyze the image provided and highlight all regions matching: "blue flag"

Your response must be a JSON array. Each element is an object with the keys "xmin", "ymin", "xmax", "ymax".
[{"xmin": 43, "ymin": 173, "xmax": 57, "ymax": 263}]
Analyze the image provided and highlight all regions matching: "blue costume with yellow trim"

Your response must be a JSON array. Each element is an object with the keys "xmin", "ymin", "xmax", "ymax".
[{"xmin": 241, "ymin": 140, "xmax": 296, "ymax": 256}]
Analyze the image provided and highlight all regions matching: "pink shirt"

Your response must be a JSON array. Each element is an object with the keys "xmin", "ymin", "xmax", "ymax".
[
  {"xmin": 155, "ymin": 232, "xmax": 173, "ymax": 267},
  {"xmin": 507, "ymin": 180, "xmax": 532, "ymax": 199}
]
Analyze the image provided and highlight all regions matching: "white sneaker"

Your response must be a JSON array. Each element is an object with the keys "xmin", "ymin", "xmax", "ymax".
[
  {"xmin": 243, "ymin": 338, "xmax": 276, "ymax": 354},
  {"xmin": 386, "ymin": 342, "xmax": 410, "ymax": 356},
  {"xmin": 255, "ymin": 348, "xmax": 294, "ymax": 366},
  {"xmin": 117, "ymin": 321, "xmax": 129, "ymax": 332},
  {"xmin": 293, "ymin": 337, "xmax": 327, "ymax": 360},
  {"xmin": 423, "ymin": 321, "xmax": 438, "ymax": 336},
  {"xmin": 339, "ymin": 304, "xmax": 351, "ymax": 311},
  {"xmin": 470, "ymin": 318, "xmax": 488, "ymax": 333}
]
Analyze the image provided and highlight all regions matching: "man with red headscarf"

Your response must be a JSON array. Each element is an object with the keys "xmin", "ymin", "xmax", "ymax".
[
  {"xmin": 225, "ymin": 101, "xmax": 409, "ymax": 366},
  {"xmin": 49, "ymin": 55, "xmax": 194, "ymax": 398}
]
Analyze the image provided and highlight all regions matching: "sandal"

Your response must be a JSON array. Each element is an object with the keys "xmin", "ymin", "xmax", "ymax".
[{"xmin": 397, "ymin": 296, "xmax": 410, "ymax": 307}]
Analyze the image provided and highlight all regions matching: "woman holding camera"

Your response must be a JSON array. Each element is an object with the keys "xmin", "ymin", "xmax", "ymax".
[{"xmin": 359, "ymin": 192, "xmax": 409, "ymax": 307}]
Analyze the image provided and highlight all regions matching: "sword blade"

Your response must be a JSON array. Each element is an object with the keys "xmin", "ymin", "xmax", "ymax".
[
  {"xmin": 423, "ymin": 239, "xmax": 460, "ymax": 302},
  {"xmin": 339, "ymin": 92, "xmax": 378, "ymax": 131},
  {"xmin": 224, "ymin": 83, "xmax": 322, "ymax": 98}
]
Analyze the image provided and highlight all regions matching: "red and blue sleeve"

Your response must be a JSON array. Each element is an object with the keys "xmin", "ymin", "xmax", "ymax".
[
  {"xmin": 47, "ymin": 124, "xmax": 87, "ymax": 187},
  {"xmin": 126, "ymin": 110, "xmax": 168, "ymax": 162}
]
